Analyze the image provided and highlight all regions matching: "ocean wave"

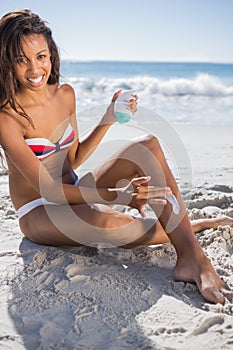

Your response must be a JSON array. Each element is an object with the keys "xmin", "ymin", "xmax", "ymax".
[
  {"xmin": 64, "ymin": 73, "xmax": 233, "ymax": 98},
  {"xmin": 62, "ymin": 73, "xmax": 233, "ymax": 125}
]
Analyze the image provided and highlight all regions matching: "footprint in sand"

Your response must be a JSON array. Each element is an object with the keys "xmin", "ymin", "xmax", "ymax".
[{"xmin": 192, "ymin": 315, "xmax": 224, "ymax": 335}]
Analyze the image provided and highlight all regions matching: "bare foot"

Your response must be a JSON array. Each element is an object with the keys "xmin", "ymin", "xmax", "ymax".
[
  {"xmin": 174, "ymin": 251, "xmax": 233, "ymax": 304},
  {"xmin": 192, "ymin": 215, "xmax": 233, "ymax": 233}
]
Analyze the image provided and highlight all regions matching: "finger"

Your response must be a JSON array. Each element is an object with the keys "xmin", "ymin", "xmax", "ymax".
[
  {"xmin": 127, "ymin": 103, "xmax": 137, "ymax": 114},
  {"xmin": 127, "ymin": 97, "xmax": 137, "ymax": 102},
  {"xmin": 127, "ymin": 94, "xmax": 138, "ymax": 101},
  {"xmin": 146, "ymin": 186, "xmax": 171, "ymax": 191},
  {"xmin": 143, "ymin": 191, "xmax": 172, "ymax": 199},
  {"xmin": 112, "ymin": 90, "xmax": 122, "ymax": 102},
  {"xmin": 138, "ymin": 186, "xmax": 172, "ymax": 195},
  {"xmin": 136, "ymin": 189, "xmax": 172, "ymax": 201},
  {"xmin": 127, "ymin": 102, "xmax": 137, "ymax": 109},
  {"xmin": 131, "ymin": 176, "xmax": 151, "ymax": 186},
  {"xmin": 127, "ymin": 104, "xmax": 137, "ymax": 114},
  {"xmin": 133, "ymin": 180, "xmax": 171, "ymax": 191},
  {"xmin": 148, "ymin": 198, "xmax": 167, "ymax": 205},
  {"xmin": 127, "ymin": 98, "xmax": 137, "ymax": 106},
  {"xmin": 138, "ymin": 205, "xmax": 146, "ymax": 218},
  {"xmin": 132, "ymin": 191, "xmax": 169, "ymax": 203}
]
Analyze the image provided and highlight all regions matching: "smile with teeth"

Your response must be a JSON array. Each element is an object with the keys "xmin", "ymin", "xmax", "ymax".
[{"xmin": 27, "ymin": 75, "xmax": 44, "ymax": 84}]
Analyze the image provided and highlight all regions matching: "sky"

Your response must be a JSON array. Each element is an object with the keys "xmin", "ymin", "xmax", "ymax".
[{"xmin": 1, "ymin": 0, "xmax": 233, "ymax": 63}]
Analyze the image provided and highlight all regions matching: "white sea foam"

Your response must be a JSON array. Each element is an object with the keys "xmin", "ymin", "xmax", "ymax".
[
  {"xmin": 62, "ymin": 74, "xmax": 233, "ymax": 125},
  {"xmin": 64, "ymin": 73, "xmax": 233, "ymax": 96}
]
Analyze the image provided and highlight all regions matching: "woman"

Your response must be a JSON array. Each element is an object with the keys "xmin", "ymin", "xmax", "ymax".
[{"xmin": 0, "ymin": 9, "xmax": 232, "ymax": 304}]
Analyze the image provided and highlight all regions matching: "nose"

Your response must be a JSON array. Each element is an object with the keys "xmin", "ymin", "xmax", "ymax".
[{"xmin": 28, "ymin": 59, "xmax": 40, "ymax": 73}]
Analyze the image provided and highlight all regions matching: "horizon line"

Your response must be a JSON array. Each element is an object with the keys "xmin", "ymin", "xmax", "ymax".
[{"xmin": 60, "ymin": 58, "xmax": 233, "ymax": 65}]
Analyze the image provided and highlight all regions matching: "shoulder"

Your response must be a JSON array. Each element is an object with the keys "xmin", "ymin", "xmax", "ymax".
[
  {"xmin": 57, "ymin": 83, "xmax": 75, "ymax": 100},
  {"xmin": 0, "ymin": 110, "xmax": 26, "ymax": 148},
  {"xmin": 0, "ymin": 110, "xmax": 25, "ymax": 134},
  {"xmin": 57, "ymin": 84, "xmax": 75, "ymax": 105},
  {"xmin": 56, "ymin": 83, "xmax": 76, "ymax": 114}
]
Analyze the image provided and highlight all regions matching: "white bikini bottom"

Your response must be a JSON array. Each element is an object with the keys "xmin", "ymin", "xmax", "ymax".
[{"xmin": 18, "ymin": 177, "xmax": 79, "ymax": 219}]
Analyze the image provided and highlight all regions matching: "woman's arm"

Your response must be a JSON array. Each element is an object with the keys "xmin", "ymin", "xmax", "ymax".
[
  {"xmin": 0, "ymin": 114, "xmax": 162, "ymax": 209},
  {"xmin": 0, "ymin": 116, "xmax": 113, "ymax": 203},
  {"xmin": 68, "ymin": 88, "xmax": 138, "ymax": 169},
  {"xmin": 68, "ymin": 90, "xmax": 123, "ymax": 169}
]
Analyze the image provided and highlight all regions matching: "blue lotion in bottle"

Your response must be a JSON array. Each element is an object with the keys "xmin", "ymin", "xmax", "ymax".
[{"xmin": 114, "ymin": 90, "xmax": 136, "ymax": 124}]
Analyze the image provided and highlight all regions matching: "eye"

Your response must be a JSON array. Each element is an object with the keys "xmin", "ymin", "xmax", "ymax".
[
  {"xmin": 16, "ymin": 56, "xmax": 28, "ymax": 65},
  {"xmin": 37, "ymin": 54, "xmax": 47, "ymax": 60}
]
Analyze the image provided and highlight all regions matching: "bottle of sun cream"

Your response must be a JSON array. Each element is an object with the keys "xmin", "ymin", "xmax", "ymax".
[{"xmin": 114, "ymin": 90, "xmax": 137, "ymax": 124}]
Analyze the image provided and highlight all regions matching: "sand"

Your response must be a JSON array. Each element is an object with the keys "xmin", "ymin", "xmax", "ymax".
[{"xmin": 0, "ymin": 124, "xmax": 233, "ymax": 350}]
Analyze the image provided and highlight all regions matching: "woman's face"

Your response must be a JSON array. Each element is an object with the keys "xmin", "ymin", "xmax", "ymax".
[{"xmin": 14, "ymin": 34, "xmax": 52, "ymax": 92}]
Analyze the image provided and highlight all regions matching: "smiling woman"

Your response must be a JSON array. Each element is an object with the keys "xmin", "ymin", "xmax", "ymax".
[
  {"xmin": 0, "ymin": 9, "xmax": 232, "ymax": 306},
  {"xmin": 15, "ymin": 35, "xmax": 52, "ymax": 90},
  {"xmin": 0, "ymin": 10, "xmax": 60, "ymax": 123}
]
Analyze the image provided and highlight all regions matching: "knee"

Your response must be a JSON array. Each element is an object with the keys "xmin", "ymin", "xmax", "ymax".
[{"xmin": 139, "ymin": 135, "xmax": 162, "ymax": 155}]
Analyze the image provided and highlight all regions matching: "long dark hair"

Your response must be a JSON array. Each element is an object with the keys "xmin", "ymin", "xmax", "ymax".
[{"xmin": 0, "ymin": 9, "xmax": 60, "ymax": 124}]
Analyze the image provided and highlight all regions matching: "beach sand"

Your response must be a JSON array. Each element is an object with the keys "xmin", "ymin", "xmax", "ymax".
[{"xmin": 0, "ymin": 124, "xmax": 232, "ymax": 350}]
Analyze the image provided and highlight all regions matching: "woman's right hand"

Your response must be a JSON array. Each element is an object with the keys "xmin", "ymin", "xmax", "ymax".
[
  {"xmin": 104, "ymin": 90, "xmax": 138, "ymax": 124},
  {"xmin": 115, "ymin": 176, "xmax": 172, "ymax": 218},
  {"xmin": 103, "ymin": 90, "xmax": 122, "ymax": 124}
]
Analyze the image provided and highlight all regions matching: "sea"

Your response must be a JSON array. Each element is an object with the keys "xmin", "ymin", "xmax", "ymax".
[{"xmin": 60, "ymin": 61, "xmax": 233, "ymax": 126}]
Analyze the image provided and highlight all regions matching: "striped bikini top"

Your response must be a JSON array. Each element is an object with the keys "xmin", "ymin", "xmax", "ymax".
[{"xmin": 25, "ymin": 123, "xmax": 75, "ymax": 161}]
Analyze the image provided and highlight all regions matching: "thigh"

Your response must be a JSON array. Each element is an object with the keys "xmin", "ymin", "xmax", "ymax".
[
  {"xmin": 90, "ymin": 135, "xmax": 161, "ymax": 189},
  {"xmin": 90, "ymin": 141, "xmax": 147, "ymax": 188},
  {"xmin": 19, "ymin": 202, "xmax": 154, "ymax": 247}
]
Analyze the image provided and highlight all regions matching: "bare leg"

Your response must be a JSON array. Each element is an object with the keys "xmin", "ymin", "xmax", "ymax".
[
  {"xmin": 20, "ymin": 203, "xmax": 232, "ymax": 248},
  {"xmin": 20, "ymin": 136, "xmax": 233, "ymax": 303},
  {"xmin": 93, "ymin": 136, "xmax": 233, "ymax": 304},
  {"xmin": 191, "ymin": 216, "xmax": 233, "ymax": 233},
  {"xmin": 126, "ymin": 216, "xmax": 233, "ymax": 247},
  {"xmin": 124, "ymin": 216, "xmax": 233, "ymax": 247},
  {"xmin": 20, "ymin": 202, "xmax": 169, "ymax": 248}
]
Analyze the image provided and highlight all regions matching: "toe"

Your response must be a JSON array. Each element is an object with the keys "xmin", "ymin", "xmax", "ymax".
[
  {"xmin": 221, "ymin": 287, "xmax": 233, "ymax": 302},
  {"xmin": 202, "ymin": 287, "xmax": 225, "ymax": 305}
]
